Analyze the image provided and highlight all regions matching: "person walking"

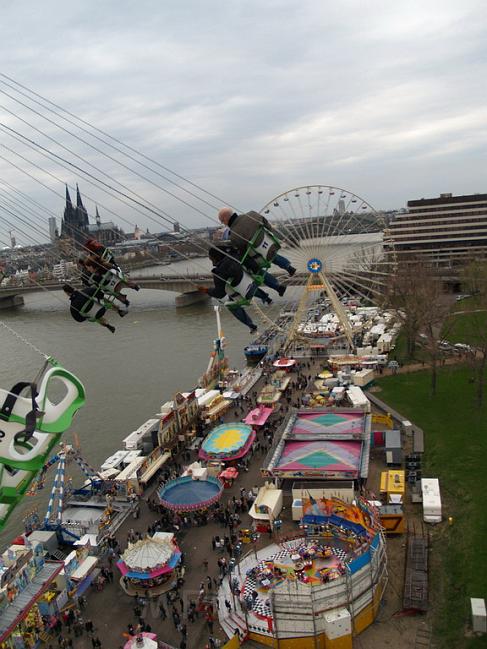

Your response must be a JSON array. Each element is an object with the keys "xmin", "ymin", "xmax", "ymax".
[{"xmin": 158, "ymin": 602, "xmax": 167, "ymax": 620}]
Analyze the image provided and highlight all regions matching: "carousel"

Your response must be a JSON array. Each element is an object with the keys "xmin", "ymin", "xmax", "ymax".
[
  {"xmin": 124, "ymin": 633, "xmax": 158, "ymax": 649},
  {"xmin": 158, "ymin": 474, "xmax": 223, "ymax": 512},
  {"xmin": 220, "ymin": 497, "xmax": 388, "ymax": 649},
  {"xmin": 117, "ymin": 532, "xmax": 181, "ymax": 597}
]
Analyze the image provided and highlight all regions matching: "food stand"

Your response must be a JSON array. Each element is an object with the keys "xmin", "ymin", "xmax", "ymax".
[{"xmin": 249, "ymin": 484, "xmax": 283, "ymax": 533}]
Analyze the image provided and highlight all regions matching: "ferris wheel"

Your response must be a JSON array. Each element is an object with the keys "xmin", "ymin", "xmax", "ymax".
[{"xmin": 259, "ymin": 185, "xmax": 394, "ymax": 348}]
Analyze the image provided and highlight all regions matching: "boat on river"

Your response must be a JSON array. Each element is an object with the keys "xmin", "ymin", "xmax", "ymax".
[{"xmin": 244, "ymin": 343, "xmax": 268, "ymax": 362}]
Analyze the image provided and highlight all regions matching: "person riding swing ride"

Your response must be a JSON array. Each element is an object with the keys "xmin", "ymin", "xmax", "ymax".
[
  {"xmin": 198, "ymin": 246, "xmax": 271, "ymax": 333},
  {"xmin": 217, "ymin": 207, "xmax": 296, "ymax": 285},
  {"xmin": 63, "ymin": 284, "xmax": 126, "ymax": 333},
  {"xmin": 83, "ymin": 238, "xmax": 140, "ymax": 306},
  {"xmin": 79, "ymin": 257, "xmax": 131, "ymax": 309}
]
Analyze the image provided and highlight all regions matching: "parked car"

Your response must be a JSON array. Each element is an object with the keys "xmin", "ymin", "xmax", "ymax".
[{"xmin": 454, "ymin": 343, "xmax": 473, "ymax": 353}]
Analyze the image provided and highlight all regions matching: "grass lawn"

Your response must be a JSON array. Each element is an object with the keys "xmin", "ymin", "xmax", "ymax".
[
  {"xmin": 377, "ymin": 366, "xmax": 487, "ymax": 649},
  {"xmin": 444, "ymin": 298, "xmax": 487, "ymax": 346}
]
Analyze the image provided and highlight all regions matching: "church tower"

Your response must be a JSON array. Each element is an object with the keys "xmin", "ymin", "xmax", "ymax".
[{"xmin": 60, "ymin": 184, "xmax": 89, "ymax": 246}]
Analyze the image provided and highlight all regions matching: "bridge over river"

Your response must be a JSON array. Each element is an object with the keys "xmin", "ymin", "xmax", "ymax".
[{"xmin": 0, "ymin": 273, "xmax": 303, "ymax": 309}]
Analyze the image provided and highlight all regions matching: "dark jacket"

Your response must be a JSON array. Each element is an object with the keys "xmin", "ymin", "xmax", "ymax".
[
  {"xmin": 207, "ymin": 257, "xmax": 244, "ymax": 299},
  {"xmin": 228, "ymin": 211, "xmax": 271, "ymax": 254},
  {"xmin": 69, "ymin": 286, "xmax": 104, "ymax": 322}
]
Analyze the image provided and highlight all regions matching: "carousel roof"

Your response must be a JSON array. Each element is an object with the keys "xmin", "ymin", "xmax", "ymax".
[{"xmin": 121, "ymin": 536, "xmax": 174, "ymax": 571}]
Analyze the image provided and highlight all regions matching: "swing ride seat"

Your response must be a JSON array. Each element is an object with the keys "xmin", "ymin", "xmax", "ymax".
[
  {"xmin": 0, "ymin": 368, "xmax": 85, "ymax": 530},
  {"xmin": 0, "ymin": 361, "xmax": 85, "ymax": 528},
  {"xmin": 76, "ymin": 288, "xmax": 116, "ymax": 322},
  {"xmin": 224, "ymin": 273, "xmax": 259, "ymax": 309},
  {"xmin": 87, "ymin": 268, "xmax": 128, "ymax": 304},
  {"xmin": 226, "ymin": 297, "xmax": 251, "ymax": 309},
  {"xmin": 239, "ymin": 225, "xmax": 281, "ymax": 281}
]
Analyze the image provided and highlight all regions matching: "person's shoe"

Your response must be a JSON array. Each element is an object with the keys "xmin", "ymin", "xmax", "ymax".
[
  {"xmin": 107, "ymin": 324, "xmax": 116, "ymax": 334},
  {"xmin": 287, "ymin": 266, "xmax": 297, "ymax": 277},
  {"xmin": 134, "ymin": 285, "xmax": 141, "ymax": 291},
  {"xmin": 277, "ymin": 285, "xmax": 287, "ymax": 297},
  {"xmin": 266, "ymin": 297, "xmax": 273, "ymax": 305},
  {"xmin": 119, "ymin": 309, "xmax": 129, "ymax": 317},
  {"xmin": 250, "ymin": 326, "xmax": 258, "ymax": 335}
]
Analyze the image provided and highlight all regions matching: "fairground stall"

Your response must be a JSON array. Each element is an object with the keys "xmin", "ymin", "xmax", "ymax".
[
  {"xmin": 0, "ymin": 540, "xmax": 64, "ymax": 649},
  {"xmin": 249, "ymin": 483, "xmax": 283, "ymax": 534},
  {"xmin": 243, "ymin": 405, "xmax": 273, "ymax": 427}
]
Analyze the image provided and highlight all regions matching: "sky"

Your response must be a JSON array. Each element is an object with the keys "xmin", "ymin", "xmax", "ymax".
[{"xmin": 0, "ymin": 0, "xmax": 486, "ymax": 244}]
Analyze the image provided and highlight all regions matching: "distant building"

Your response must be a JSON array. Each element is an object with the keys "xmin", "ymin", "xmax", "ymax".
[
  {"xmin": 52, "ymin": 260, "xmax": 76, "ymax": 280},
  {"xmin": 389, "ymin": 192, "xmax": 487, "ymax": 266},
  {"xmin": 60, "ymin": 186, "xmax": 124, "ymax": 248},
  {"xmin": 133, "ymin": 224, "xmax": 144, "ymax": 240},
  {"xmin": 48, "ymin": 217, "xmax": 58, "ymax": 243}
]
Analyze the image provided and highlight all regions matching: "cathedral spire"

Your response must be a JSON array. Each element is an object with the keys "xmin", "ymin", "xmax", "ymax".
[
  {"xmin": 76, "ymin": 183, "xmax": 84, "ymax": 209},
  {"xmin": 66, "ymin": 185, "xmax": 72, "ymax": 207}
]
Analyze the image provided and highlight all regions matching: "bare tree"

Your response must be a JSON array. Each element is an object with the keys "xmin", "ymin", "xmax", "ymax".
[
  {"xmin": 383, "ymin": 258, "xmax": 450, "ymax": 395},
  {"xmin": 383, "ymin": 258, "xmax": 438, "ymax": 359},
  {"xmin": 419, "ymin": 293, "xmax": 452, "ymax": 397}
]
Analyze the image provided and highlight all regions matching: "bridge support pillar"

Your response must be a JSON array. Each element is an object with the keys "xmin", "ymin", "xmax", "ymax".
[
  {"xmin": 0, "ymin": 294, "xmax": 24, "ymax": 310},
  {"xmin": 175, "ymin": 291, "xmax": 210, "ymax": 308}
]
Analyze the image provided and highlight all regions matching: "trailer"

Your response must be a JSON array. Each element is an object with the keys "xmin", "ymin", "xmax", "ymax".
[{"xmin": 421, "ymin": 478, "xmax": 442, "ymax": 523}]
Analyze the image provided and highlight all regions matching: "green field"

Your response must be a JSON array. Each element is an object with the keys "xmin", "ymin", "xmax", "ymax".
[
  {"xmin": 377, "ymin": 366, "xmax": 487, "ymax": 649},
  {"xmin": 444, "ymin": 299, "xmax": 487, "ymax": 346}
]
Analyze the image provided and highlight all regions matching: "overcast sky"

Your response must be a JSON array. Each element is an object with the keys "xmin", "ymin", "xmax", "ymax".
[{"xmin": 0, "ymin": 0, "xmax": 486, "ymax": 244}]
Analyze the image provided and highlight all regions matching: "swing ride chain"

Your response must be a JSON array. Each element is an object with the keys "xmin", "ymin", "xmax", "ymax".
[{"xmin": 0, "ymin": 320, "xmax": 50, "ymax": 360}]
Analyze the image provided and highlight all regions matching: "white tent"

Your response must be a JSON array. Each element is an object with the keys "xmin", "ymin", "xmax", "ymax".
[{"xmin": 122, "ymin": 536, "xmax": 174, "ymax": 571}]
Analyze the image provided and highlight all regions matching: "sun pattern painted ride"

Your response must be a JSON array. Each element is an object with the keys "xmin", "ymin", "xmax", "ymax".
[{"xmin": 198, "ymin": 422, "xmax": 255, "ymax": 461}]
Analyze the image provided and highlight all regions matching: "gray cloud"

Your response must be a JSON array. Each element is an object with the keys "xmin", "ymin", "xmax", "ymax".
[{"xmin": 0, "ymin": 0, "xmax": 486, "ymax": 243}]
